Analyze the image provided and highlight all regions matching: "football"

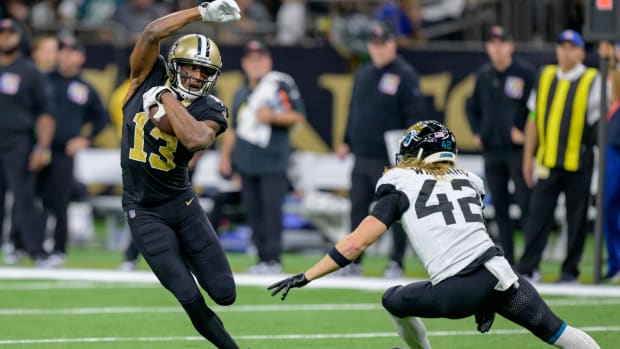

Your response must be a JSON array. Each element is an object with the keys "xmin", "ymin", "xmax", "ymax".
[{"xmin": 149, "ymin": 105, "xmax": 175, "ymax": 135}]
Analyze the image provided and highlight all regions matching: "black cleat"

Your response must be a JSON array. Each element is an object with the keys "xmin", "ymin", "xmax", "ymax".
[{"xmin": 475, "ymin": 311, "xmax": 495, "ymax": 333}]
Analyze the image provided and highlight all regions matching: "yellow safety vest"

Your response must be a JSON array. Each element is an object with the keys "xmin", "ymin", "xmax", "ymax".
[{"xmin": 535, "ymin": 65, "xmax": 597, "ymax": 171}]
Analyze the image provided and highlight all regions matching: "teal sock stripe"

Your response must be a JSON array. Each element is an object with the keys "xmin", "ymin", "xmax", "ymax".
[{"xmin": 548, "ymin": 322, "xmax": 568, "ymax": 344}]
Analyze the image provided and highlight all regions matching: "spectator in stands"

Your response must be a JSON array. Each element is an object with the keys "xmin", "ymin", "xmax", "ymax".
[
  {"xmin": 600, "ymin": 40, "xmax": 620, "ymax": 283},
  {"xmin": 2, "ymin": 0, "xmax": 31, "ymax": 56},
  {"xmin": 39, "ymin": 35, "xmax": 109, "ymax": 267},
  {"xmin": 120, "ymin": 1, "xmax": 241, "ymax": 347},
  {"xmin": 0, "ymin": 18, "xmax": 55, "ymax": 266},
  {"xmin": 275, "ymin": 0, "xmax": 306, "ymax": 46},
  {"xmin": 110, "ymin": 0, "xmax": 167, "ymax": 48},
  {"xmin": 375, "ymin": 0, "xmax": 425, "ymax": 45},
  {"xmin": 466, "ymin": 25, "xmax": 535, "ymax": 265},
  {"xmin": 219, "ymin": 40, "xmax": 306, "ymax": 274},
  {"xmin": 31, "ymin": 35, "xmax": 58, "ymax": 73},
  {"xmin": 217, "ymin": 0, "xmax": 272, "ymax": 44},
  {"xmin": 30, "ymin": 0, "xmax": 72, "ymax": 30},
  {"xmin": 336, "ymin": 21, "xmax": 425, "ymax": 277},
  {"xmin": 419, "ymin": 0, "xmax": 466, "ymax": 40},
  {"xmin": 517, "ymin": 30, "xmax": 600, "ymax": 284},
  {"xmin": 78, "ymin": 0, "xmax": 122, "ymax": 28}
]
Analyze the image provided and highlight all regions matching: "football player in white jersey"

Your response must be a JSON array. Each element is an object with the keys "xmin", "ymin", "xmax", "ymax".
[{"xmin": 269, "ymin": 120, "xmax": 600, "ymax": 349}]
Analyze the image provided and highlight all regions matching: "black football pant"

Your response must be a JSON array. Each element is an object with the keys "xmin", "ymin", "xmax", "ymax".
[
  {"xmin": 38, "ymin": 151, "xmax": 73, "ymax": 254},
  {"xmin": 483, "ymin": 149, "xmax": 531, "ymax": 264},
  {"xmin": 517, "ymin": 151, "xmax": 593, "ymax": 280},
  {"xmin": 240, "ymin": 174, "xmax": 287, "ymax": 263},
  {"xmin": 126, "ymin": 191, "xmax": 238, "ymax": 349},
  {"xmin": 382, "ymin": 267, "xmax": 564, "ymax": 343},
  {"xmin": 350, "ymin": 156, "xmax": 407, "ymax": 266},
  {"xmin": 0, "ymin": 134, "xmax": 46, "ymax": 259}
]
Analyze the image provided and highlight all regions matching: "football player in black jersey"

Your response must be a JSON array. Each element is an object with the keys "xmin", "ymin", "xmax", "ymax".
[
  {"xmin": 269, "ymin": 121, "xmax": 601, "ymax": 349},
  {"xmin": 120, "ymin": 1, "xmax": 241, "ymax": 348}
]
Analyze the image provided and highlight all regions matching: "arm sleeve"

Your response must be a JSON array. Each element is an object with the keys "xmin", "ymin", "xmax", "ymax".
[
  {"xmin": 522, "ymin": 63, "xmax": 537, "ymax": 106},
  {"xmin": 85, "ymin": 86, "xmax": 110, "ymax": 140},
  {"xmin": 466, "ymin": 72, "xmax": 483, "ymax": 135},
  {"xmin": 527, "ymin": 67, "xmax": 542, "ymax": 112},
  {"xmin": 230, "ymin": 89, "xmax": 243, "ymax": 130},
  {"xmin": 188, "ymin": 95, "xmax": 229, "ymax": 136},
  {"xmin": 514, "ymin": 63, "xmax": 537, "ymax": 128},
  {"xmin": 370, "ymin": 184, "xmax": 410, "ymax": 227},
  {"xmin": 31, "ymin": 72, "xmax": 55, "ymax": 117},
  {"xmin": 344, "ymin": 73, "xmax": 360, "ymax": 146},
  {"xmin": 399, "ymin": 68, "xmax": 425, "ymax": 125},
  {"xmin": 278, "ymin": 79, "xmax": 306, "ymax": 115},
  {"xmin": 526, "ymin": 89, "xmax": 537, "ymax": 113}
]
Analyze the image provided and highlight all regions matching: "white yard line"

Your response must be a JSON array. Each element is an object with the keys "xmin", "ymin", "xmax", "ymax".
[
  {"xmin": 1, "ymin": 327, "xmax": 619, "ymax": 345},
  {"xmin": 2, "ymin": 298, "xmax": 620, "ymax": 316},
  {"xmin": 1, "ymin": 266, "xmax": 620, "ymax": 296},
  {"xmin": 0, "ymin": 281, "xmax": 157, "ymax": 290}
]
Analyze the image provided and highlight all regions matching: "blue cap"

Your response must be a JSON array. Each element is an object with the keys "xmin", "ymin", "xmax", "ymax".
[{"xmin": 557, "ymin": 30, "xmax": 584, "ymax": 49}]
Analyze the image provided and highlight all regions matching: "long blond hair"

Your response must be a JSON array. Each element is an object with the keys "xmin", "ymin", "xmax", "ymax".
[{"xmin": 388, "ymin": 157, "xmax": 455, "ymax": 178}]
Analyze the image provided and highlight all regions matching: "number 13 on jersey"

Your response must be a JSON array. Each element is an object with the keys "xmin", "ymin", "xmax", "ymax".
[{"xmin": 128, "ymin": 112, "xmax": 179, "ymax": 171}]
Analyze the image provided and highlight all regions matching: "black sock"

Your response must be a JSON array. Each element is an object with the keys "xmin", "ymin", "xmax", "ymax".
[{"xmin": 181, "ymin": 296, "xmax": 239, "ymax": 349}]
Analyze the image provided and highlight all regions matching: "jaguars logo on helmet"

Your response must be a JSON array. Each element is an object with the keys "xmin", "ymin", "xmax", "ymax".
[
  {"xmin": 396, "ymin": 120, "xmax": 457, "ymax": 164},
  {"xmin": 167, "ymin": 34, "xmax": 222, "ymax": 100}
]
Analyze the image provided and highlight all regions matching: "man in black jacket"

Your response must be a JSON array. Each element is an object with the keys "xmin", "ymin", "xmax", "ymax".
[
  {"xmin": 467, "ymin": 25, "xmax": 535, "ymax": 264},
  {"xmin": 337, "ymin": 21, "xmax": 425, "ymax": 277},
  {"xmin": 39, "ymin": 36, "xmax": 109, "ymax": 267},
  {"xmin": 0, "ymin": 18, "xmax": 55, "ymax": 266}
]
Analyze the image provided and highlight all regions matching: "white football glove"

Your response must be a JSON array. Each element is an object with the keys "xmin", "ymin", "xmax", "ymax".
[
  {"xmin": 198, "ymin": 0, "xmax": 241, "ymax": 23},
  {"xmin": 142, "ymin": 86, "xmax": 176, "ymax": 121}
]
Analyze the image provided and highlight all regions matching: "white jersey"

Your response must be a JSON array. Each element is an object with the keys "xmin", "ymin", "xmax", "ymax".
[{"xmin": 376, "ymin": 167, "xmax": 495, "ymax": 285}]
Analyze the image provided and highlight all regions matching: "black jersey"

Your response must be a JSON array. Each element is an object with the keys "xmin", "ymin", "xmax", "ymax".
[{"xmin": 121, "ymin": 56, "xmax": 228, "ymax": 206}]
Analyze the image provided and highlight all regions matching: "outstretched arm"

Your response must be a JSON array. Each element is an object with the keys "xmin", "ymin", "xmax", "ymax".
[
  {"xmin": 268, "ymin": 216, "xmax": 388, "ymax": 300},
  {"xmin": 124, "ymin": 0, "xmax": 240, "ymax": 103}
]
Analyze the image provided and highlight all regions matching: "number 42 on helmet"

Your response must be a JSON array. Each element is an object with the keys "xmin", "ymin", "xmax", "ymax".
[{"xmin": 149, "ymin": 105, "xmax": 175, "ymax": 135}]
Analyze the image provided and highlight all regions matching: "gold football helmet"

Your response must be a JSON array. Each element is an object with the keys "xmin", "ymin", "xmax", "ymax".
[{"xmin": 167, "ymin": 34, "xmax": 222, "ymax": 100}]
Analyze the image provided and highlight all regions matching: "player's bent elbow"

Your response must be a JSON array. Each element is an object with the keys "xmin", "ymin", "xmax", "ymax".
[
  {"xmin": 180, "ymin": 132, "xmax": 215, "ymax": 152},
  {"xmin": 142, "ymin": 22, "xmax": 164, "ymax": 43}
]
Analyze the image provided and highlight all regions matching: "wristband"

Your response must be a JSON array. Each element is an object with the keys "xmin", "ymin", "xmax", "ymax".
[{"xmin": 328, "ymin": 247, "xmax": 352, "ymax": 268}]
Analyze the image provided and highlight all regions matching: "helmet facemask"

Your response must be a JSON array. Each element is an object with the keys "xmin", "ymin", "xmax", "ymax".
[
  {"xmin": 167, "ymin": 34, "xmax": 222, "ymax": 101},
  {"xmin": 170, "ymin": 61, "xmax": 219, "ymax": 100}
]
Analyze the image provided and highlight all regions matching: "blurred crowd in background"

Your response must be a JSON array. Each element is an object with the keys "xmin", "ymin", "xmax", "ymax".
[{"xmin": 0, "ymin": 0, "xmax": 587, "ymax": 51}]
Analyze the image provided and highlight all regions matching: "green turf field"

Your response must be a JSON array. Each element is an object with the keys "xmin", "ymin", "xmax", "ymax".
[
  {"xmin": 1, "ymin": 228, "xmax": 619, "ymax": 348},
  {"xmin": 0, "ymin": 277, "xmax": 618, "ymax": 349}
]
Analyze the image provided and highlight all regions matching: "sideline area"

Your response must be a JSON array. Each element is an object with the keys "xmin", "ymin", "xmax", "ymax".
[{"xmin": 1, "ymin": 267, "xmax": 619, "ymax": 297}]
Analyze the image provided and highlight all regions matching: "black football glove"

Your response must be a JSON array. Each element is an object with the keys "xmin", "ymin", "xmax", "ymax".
[
  {"xmin": 474, "ymin": 311, "xmax": 495, "ymax": 333},
  {"xmin": 267, "ymin": 273, "xmax": 309, "ymax": 301}
]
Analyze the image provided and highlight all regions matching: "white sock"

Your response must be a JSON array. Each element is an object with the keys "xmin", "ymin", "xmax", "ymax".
[
  {"xmin": 390, "ymin": 315, "xmax": 432, "ymax": 349},
  {"xmin": 552, "ymin": 324, "xmax": 600, "ymax": 349}
]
